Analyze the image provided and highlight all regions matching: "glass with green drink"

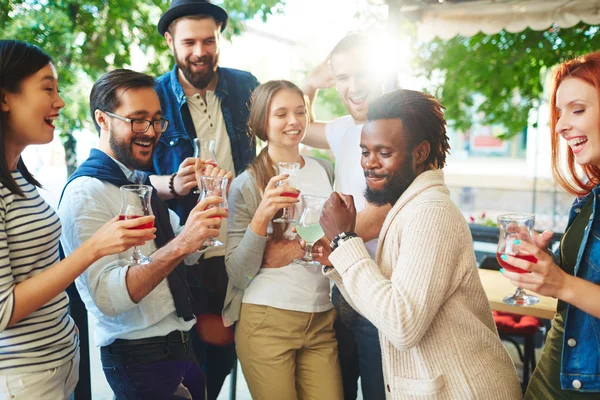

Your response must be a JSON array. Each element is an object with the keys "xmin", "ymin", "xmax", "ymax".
[{"xmin": 295, "ymin": 194, "xmax": 327, "ymax": 266}]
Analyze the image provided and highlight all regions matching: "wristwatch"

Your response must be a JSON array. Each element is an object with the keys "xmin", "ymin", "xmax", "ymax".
[{"xmin": 330, "ymin": 231, "xmax": 358, "ymax": 251}]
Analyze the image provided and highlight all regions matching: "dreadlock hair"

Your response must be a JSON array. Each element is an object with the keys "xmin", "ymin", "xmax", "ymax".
[{"xmin": 368, "ymin": 89, "xmax": 450, "ymax": 169}]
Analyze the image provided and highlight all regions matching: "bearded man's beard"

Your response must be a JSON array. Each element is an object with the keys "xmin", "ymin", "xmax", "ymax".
[
  {"xmin": 175, "ymin": 48, "xmax": 218, "ymax": 90},
  {"xmin": 364, "ymin": 157, "xmax": 417, "ymax": 206},
  {"xmin": 109, "ymin": 128, "xmax": 155, "ymax": 170}
]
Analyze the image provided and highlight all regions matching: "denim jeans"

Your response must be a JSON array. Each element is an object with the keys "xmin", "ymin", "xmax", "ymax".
[
  {"xmin": 100, "ymin": 331, "xmax": 205, "ymax": 400},
  {"xmin": 332, "ymin": 286, "xmax": 386, "ymax": 400}
]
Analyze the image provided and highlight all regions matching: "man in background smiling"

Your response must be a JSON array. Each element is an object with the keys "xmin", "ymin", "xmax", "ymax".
[
  {"xmin": 151, "ymin": 1, "xmax": 259, "ymax": 398},
  {"xmin": 301, "ymin": 33, "xmax": 388, "ymax": 400}
]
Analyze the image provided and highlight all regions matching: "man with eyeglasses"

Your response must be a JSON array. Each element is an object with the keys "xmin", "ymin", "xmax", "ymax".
[
  {"xmin": 101, "ymin": 110, "xmax": 169, "ymax": 135},
  {"xmin": 149, "ymin": 1, "xmax": 259, "ymax": 397},
  {"xmin": 58, "ymin": 69, "xmax": 230, "ymax": 399}
]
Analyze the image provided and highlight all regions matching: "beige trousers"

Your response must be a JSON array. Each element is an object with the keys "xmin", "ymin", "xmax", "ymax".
[
  {"xmin": 236, "ymin": 304, "xmax": 343, "ymax": 400},
  {"xmin": 0, "ymin": 349, "xmax": 79, "ymax": 400}
]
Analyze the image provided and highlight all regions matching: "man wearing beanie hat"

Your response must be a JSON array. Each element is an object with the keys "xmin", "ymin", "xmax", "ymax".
[{"xmin": 150, "ymin": 1, "xmax": 259, "ymax": 399}]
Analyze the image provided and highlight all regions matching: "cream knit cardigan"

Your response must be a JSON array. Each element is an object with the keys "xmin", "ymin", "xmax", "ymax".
[{"xmin": 326, "ymin": 170, "xmax": 522, "ymax": 400}]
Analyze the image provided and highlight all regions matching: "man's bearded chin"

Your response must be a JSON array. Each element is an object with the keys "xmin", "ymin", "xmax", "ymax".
[
  {"xmin": 178, "ymin": 53, "xmax": 218, "ymax": 90},
  {"xmin": 364, "ymin": 167, "xmax": 417, "ymax": 206},
  {"xmin": 109, "ymin": 131, "xmax": 154, "ymax": 171}
]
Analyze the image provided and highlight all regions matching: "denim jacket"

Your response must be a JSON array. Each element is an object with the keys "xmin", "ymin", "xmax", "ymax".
[
  {"xmin": 152, "ymin": 65, "xmax": 259, "ymax": 222},
  {"xmin": 559, "ymin": 185, "xmax": 600, "ymax": 392}
]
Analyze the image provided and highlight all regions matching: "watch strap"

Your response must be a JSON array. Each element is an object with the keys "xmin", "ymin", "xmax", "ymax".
[{"xmin": 331, "ymin": 231, "xmax": 358, "ymax": 251}]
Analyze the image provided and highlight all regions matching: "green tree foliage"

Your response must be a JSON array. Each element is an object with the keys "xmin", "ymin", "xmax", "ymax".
[
  {"xmin": 312, "ymin": 86, "xmax": 346, "ymax": 121},
  {"xmin": 0, "ymin": 0, "xmax": 284, "ymax": 174},
  {"xmin": 415, "ymin": 23, "xmax": 600, "ymax": 138}
]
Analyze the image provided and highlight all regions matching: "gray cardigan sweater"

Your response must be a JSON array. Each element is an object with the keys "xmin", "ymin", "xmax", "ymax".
[{"xmin": 222, "ymin": 157, "xmax": 334, "ymax": 327}]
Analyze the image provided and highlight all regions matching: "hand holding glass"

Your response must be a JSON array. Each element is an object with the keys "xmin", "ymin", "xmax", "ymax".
[
  {"xmin": 295, "ymin": 194, "xmax": 327, "ymax": 266},
  {"xmin": 119, "ymin": 185, "xmax": 154, "ymax": 265},
  {"xmin": 496, "ymin": 213, "xmax": 539, "ymax": 306},
  {"xmin": 273, "ymin": 162, "xmax": 300, "ymax": 223},
  {"xmin": 198, "ymin": 176, "xmax": 228, "ymax": 247}
]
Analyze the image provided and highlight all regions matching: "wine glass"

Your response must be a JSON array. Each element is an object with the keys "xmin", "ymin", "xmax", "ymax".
[
  {"xmin": 295, "ymin": 194, "xmax": 327, "ymax": 266},
  {"xmin": 273, "ymin": 161, "xmax": 300, "ymax": 224},
  {"xmin": 198, "ymin": 176, "xmax": 229, "ymax": 247},
  {"xmin": 192, "ymin": 138, "xmax": 218, "ymax": 194},
  {"xmin": 193, "ymin": 137, "xmax": 200, "ymax": 158},
  {"xmin": 119, "ymin": 185, "xmax": 154, "ymax": 265},
  {"xmin": 496, "ymin": 213, "xmax": 539, "ymax": 306},
  {"xmin": 193, "ymin": 138, "xmax": 218, "ymax": 167}
]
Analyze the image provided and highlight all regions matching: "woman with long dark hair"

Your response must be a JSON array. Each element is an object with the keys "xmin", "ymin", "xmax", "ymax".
[
  {"xmin": 0, "ymin": 40, "xmax": 155, "ymax": 399},
  {"xmin": 500, "ymin": 51, "xmax": 600, "ymax": 398},
  {"xmin": 224, "ymin": 80, "xmax": 342, "ymax": 399}
]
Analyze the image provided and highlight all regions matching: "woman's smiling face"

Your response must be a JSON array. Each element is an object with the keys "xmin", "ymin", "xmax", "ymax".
[
  {"xmin": 555, "ymin": 77, "xmax": 600, "ymax": 167},
  {"xmin": 2, "ymin": 62, "xmax": 65, "ymax": 151}
]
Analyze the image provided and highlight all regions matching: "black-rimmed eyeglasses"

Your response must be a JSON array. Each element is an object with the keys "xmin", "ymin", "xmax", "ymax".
[{"xmin": 102, "ymin": 110, "xmax": 169, "ymax": 133}]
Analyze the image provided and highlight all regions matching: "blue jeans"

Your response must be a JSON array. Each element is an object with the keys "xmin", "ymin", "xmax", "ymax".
[
  {"xmin": 101, "ymin": 331, "xmax": 205, "ymax": 400},
  {"xmin": 332, "ymin": 286, "xmax": 386, "ymax": 400}
]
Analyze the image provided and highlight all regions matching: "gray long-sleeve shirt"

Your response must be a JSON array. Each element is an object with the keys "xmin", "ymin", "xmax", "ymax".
[{"xmin": 222, "ymin": 157, "xmax": 334, "ymax": 327}]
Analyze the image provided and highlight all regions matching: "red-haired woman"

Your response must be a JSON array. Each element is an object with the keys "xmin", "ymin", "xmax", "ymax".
[{"xmin": 500, "ymin": 51, "xmax": 600, "ymax": 398}]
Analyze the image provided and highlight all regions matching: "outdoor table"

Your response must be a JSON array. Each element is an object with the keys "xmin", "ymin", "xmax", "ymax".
[{"xmin": 478, "ymin": 269, "xmax": 558, "ymax": 320}]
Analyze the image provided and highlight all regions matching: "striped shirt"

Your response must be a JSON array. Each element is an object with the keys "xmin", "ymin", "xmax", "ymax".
[{"xmin": 0, "ymin": 171, "xmax": 77, "ymax": 373}]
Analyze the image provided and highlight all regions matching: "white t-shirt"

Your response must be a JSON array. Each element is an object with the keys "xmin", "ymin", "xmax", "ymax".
[
  {"xmin": 325, "ymin": 115, "xmax": 378, "ymax": 258},
  {"xmin": 187, "ymin": 92, "xmax": 234, "ymax": 258},
  {"xmin": 242, "ymin": 157, "xmax": 333, "ymax": 313}
]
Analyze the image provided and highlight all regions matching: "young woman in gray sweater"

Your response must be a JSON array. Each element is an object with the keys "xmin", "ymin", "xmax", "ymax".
[{"xmin": 224, "ymin": 80, "xmax": 342, "ymax": 400}]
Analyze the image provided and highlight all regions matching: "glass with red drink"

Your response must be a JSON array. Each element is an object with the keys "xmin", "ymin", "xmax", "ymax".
[
  {"xmin": 118, "ymin": 215, "xmax": 154, "ymax": 230},
  {"xmin": 198, "ymin": 176, "xmax": 228, "ymax": 247},
  {"xmin": 273, "ymin": 161, "xmax": 300, "ymax": 223},
  {"xmin": 496, "ymin": 213, "xmax": 539, "ymax": 306},
  {"xmin": 119, "ymin": 185, "xmax": 154, "ymax": 265}
]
